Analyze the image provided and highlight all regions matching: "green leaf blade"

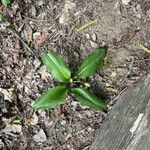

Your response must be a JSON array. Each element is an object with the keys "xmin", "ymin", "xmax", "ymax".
[
  {"xmin": 1, "ymin": 0, "xmax": 11, "ymax": 6},
  {"xmin": 76, "ymin": 47, "xmax": 107, "ymax": 78},
  {"xmin": 0, "ymin": 13, "xmax": 4, "ymax": 22},
  {"xmin": 42, "ymin": 51, "xmax": 71, "ymax": 82},
  {"xmin": 72, "ymin": 88, "xmax": 106, "ymax": 110},
  {"xmin": 32, "ymin": 86, "xmax": 68, "ymax": 110}
]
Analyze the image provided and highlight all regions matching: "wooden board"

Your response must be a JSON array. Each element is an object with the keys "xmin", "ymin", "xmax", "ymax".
[{"xmin": 90, "ymin": 73, "xmax": 150, "ymax": 150}]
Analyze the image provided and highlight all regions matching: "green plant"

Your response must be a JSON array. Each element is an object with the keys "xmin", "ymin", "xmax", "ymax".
[
  {"xmin": 32, "ymin": 47, "xmax": 107, "ymax": 111},
  {"xmin": 1, "ymin": 0, "xmax": 11, "ymax": 6},
  {"xmin": 0, "ymin": 13, "xmax": 3, "ymax": 22}
]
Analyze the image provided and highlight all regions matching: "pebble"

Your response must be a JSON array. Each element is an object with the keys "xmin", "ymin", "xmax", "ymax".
[
  {"xmin": 0, "ymin": 88, "xmax": 13, "ymax": 101},
  {"xmin": 33, "ymin": 59, "xmax": 41, "ymax": 69},
  {"xmin": 87, "ymin": 127, "xmax": 94, "ymax": 132},
  {"xmin": 145, "ymin": 9, "xmax": 150, "ymax": 21},
  {"xmin": 105, "ymin": 82, "xmax": 111, "ymax": 87},
  {"xmin": 33, "ymin": 32, "xmax": 41, "ymax": 41},
  {"xmin": 85, "ymin": 33, "xmax": 90, "ymax": 39},
  {"xmin": 28, "ymin": 113, "xmax": 39, "ymax": 125},
  {"xmin": 89, "ymin": 41, "xmax": 99, "ymax": 48},
  {"xmin": 38, "ymin": 66, "xmax": 52, "ymax": 81},
  {"xmin": 30, "ymin": 6, "xmax": 37, "ymax": 16},
  {"xmin": 91, "ymin": 33, "xmax": 97, "ymax": 41},
  {"xmin": 1, "ymin": 118, "xmax": 22, "ymax": 134},
  {"xmin": 11, "ymin": 124, "xmax": 22, "ymax": 133},
  {"xmin": 59, "ymin": 13, "xmax": 67, "ymax": 24},
  {"xmin": 0, "ymin": 22, "xmax": 11, "ymax": 30},
  {"xmin": 12, "ymin": 3, "xmax": 19, "ymax": 14},
  {"xmin": 60, "ymin": 120, "xmax": 66, "ymax": 126},
  {"xmin": 71, "ymin": 101, "xmax": 78, "ymax": 107},
  {"xmin": 37, "ymin": 0, "xmax": 44, "ymax": 6},
  {"xmin": 33, "ymin": 129, "xmax": 47, "ymax": 143},
  {"xmin": 122, "ymin": 0, "xmax": 131, "ymax": 5},
  {"xmin": 111, "ymin": 71, "xmax": 117, "ymax": 77}
]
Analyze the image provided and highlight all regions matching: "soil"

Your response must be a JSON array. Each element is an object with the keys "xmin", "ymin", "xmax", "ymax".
[{"xmin": 0, "ymin": 0, "xmax": 149, "ymax": 150}]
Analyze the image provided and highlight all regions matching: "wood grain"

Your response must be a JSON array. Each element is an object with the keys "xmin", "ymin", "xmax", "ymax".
[{"xmin": 90, "ymin": 73, "xmax": 150, "ymax": 150}]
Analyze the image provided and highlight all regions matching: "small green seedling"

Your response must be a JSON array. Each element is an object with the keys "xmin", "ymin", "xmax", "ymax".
[
  {"xmin": 0, "ymin": 13, "xmax": 3, "ymax": 22},
  {"xmin": 1, "ymin": 0, "xmax": 11, "ymax": 6},
  {"xmin": 32, "ymin": 47, "xmax": 107, "ymax": 111}
]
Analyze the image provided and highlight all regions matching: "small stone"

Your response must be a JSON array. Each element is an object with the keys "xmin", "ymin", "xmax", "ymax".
[
  {"xmin": 89, "ymin": 41, "xmax": 99, "ymax": 48},
  {"xmin": 91, "ymin": 33, "xmax": 97, "ymax": 41},
  {"xmin": 11, "ymin": 124, "xmax": 22, "ymax": 133},
  {"xmin": 38, "ymin": 110, "xmax": 46, "ymax": 118},
  {"xmin": 71, "ymin": 101, "xmax": 78, "ymax": 107},
  {"xmin": 74, "ymin": 11, "xmax": 82, "ymax": 16},
  {"xmin": 105, "ymin": 83, "xmax": 111, "ymax": 87},
  {"xmin": 60, "ymin": 120, "xmax": 66, "ymax": 125},
  {"xmin": 33, "ymin": 32, "xmax": 41, "ymax": 41},
  {"xmin": 0, "ymin": 88, "xmax": 13, "ymax": 101},
  {"xmin": 38, "ymin": 66, "xmax": 52, "ymax": 80},
  {"xmin": 59, "ymin": 13, "xmax": 68, "ymax": 25},
  {"xmin": 37, "ymin": 0, "xmax": 44, "ymax": 6},
  {"xmin": 46, "ymin": 120, "xmax": 54, "ymax": 127},
  {"xmin": 33, "ymin": 129, "xmax": 47, "ymax": 143},
  {"xmin": 122, "ymin": 0, "xmax": 131, "ymax": 5},
  {"xmin": 33, "ymin": 59, "xmax": 41, "ymax": 69},
  {"xmin": 28, "ymin": 113, "xmax": 38, "ymax": 125},
  {"xmin": 85, "ymin": 33, "xmax": 90, "ymax": 39},
  {"xmin": 85, "ymin": 110, "xmax": 92, "ymax": 116},
  {"xmin": 12, "ymin": 3, "xmax": 19, "ymax": 14},
  {"xmin": 87, "ymin": 127, "xmax": 93, "ymax": 132},
  {"xmin": 145, "ymin": 9, "xmax": 150, "ymax": 21},
  {"xmin": 33, "ymin": 32, "xmax": 49, "ymax": 46},
  {"xmin": 100, "ymin": 41, "xmax": 106, "ymax": 47},
  {"xmin": 37, "ymin": 12, "xmax": 46, "ymax": 19},
  {"xmin": 111, "ymin": 71, "xmax": 117, "ymax": 77},
  {"xmin": 66, "ymin": 144, "xmax": 71, "ymax": 148},
  {"xmin": 30, "ymin": 6, "xmax": 37, "ymax": 16},
  {"xmin": 22, "ymin": 24, "xmax": 33, "ymax": 43},
  {"xmin": 0, "ymin": 22, "xmax": 10, "ymax": 30}
]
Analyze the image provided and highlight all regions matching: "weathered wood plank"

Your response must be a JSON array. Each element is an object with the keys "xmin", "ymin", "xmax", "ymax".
[{"xmin": 90, "ymin": 73, "xmax": 150, "ymax": 150}]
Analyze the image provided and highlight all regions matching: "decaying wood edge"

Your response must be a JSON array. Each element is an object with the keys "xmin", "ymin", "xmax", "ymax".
[{"xmin": 90, "ymin": 73, "xmax": 150, "ymax": 150}]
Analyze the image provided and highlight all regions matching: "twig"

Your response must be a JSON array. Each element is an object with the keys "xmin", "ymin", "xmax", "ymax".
[
  {"xmin": 120, "ymin": 56, "xmax": 134, "ymax": 84},
  {"xmin": 139, "ymin": 44, "xmax": 150, "ymax": 53},
  {"xmin": 7, "ymin": 27, "xmax": 34, "ymax": 54},
  {"xmin": 22, "ymin": 14, "xmax": 61, "ymax": 23},
  {"xmin": 76, "ymin": 19, "xmax": 98, "ymax": 31}
]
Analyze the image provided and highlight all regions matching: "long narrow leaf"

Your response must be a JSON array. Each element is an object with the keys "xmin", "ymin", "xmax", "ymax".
[
  {"xmin": 32, "ymin": 86, "xmax": 68, "ymax": 110},
  {"xmin": 76, "ymin": 47, "xmax": 107, "ymax": 78},
  {"xmin": 71, "ymin": 88, "xmax": 106, "ymax": 110},
  {"xmin": 42, "ymin": 51, "xmax": 71, "ymax": 82},
  {"xmin": 2, "ymin": 0, "xmax": 11, "ymax": 6}
]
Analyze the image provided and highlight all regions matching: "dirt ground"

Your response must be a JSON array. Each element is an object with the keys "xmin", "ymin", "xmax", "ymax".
[{"xmin": 0, "ymin": 0, "xmax": 150, "ymax": 150}]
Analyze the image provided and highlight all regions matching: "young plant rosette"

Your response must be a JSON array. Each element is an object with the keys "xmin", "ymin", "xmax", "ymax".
[{"xmin": 32, "ymin": 47, "xmax": 107, "ymax": 111}]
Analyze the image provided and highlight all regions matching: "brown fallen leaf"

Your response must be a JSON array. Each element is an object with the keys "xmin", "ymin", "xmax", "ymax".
[{"xmin": 33, "ymin": 32, "xmax": 50, "ymax": 46}]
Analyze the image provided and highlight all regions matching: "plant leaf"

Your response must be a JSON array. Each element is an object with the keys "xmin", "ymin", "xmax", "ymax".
[
  {"xmin": 71, "ymin": 88, "xmax": 106, "ymax": 110},
  {"xmin": 42, "ymin": 51, "xmax": 71, "ymax": 82},
  {"xmin": 76, "ymin": 47, "xmax": 107, "ymax": 78},
  {"xmin": 1, "ymin": 0, "xmax": 11, "ymax": 6},
  {"xmin": 32, "ymin": 86, "xmax": 68, "ymax": 110},
  {"xmin": 0, "ymin": 13, "xmax": 4, "ymax": 22}
]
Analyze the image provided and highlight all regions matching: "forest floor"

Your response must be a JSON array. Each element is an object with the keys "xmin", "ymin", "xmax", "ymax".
[{"xmin": 0, "ymin": 0, "xmax": 150, "ymax": 149}]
